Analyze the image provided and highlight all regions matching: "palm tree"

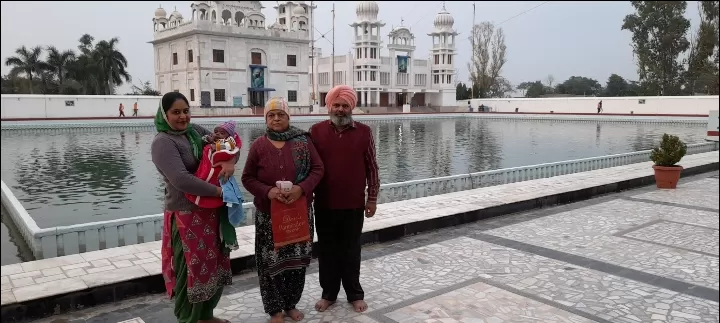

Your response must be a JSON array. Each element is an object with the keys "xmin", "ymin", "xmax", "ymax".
[
  {"xmin": 46, "ymin": 46, "xmax": 76, "ymax": 93},
  {"xmin": 2, "ymin": 34, "xmax": 133, "ymax": 95},
  {"xmin": 36, "ymin": 69, "xmax": 58, "ymax": 94},
  {"xmin": 78, "ymin": 34, "xmax": 94, "ymax": 55},
  {"xmin": 94, "ymin": 37, "xmax": 131, "ymax": 94},
  {"xmin": 66, "ymin": 55, "xmax": 100, "ymax": 95},
  {"xmin": 4, "ymin": 46, "xmax": 50, "ymax": 94}
]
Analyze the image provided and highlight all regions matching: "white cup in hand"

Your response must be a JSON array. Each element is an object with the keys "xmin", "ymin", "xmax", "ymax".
[{"xmin": 276, "ymin": 181, "xmax": 293, "ymax": 193}]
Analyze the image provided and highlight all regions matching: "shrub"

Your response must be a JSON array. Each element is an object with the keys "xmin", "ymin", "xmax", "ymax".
[{"xmin": 650, "ymin": 134, "xmax": 687, "ymax": 167}]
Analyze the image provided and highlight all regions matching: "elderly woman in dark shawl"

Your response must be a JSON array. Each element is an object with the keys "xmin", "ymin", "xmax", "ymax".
[{"xmin": 241, "ymin": 97, "xmax": 324, "ymax": 323}]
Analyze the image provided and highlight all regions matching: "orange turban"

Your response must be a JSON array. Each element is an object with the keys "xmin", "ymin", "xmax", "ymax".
[{"xmin": 325, "ymin": 85, "xmax": 358, "ymax": 110}]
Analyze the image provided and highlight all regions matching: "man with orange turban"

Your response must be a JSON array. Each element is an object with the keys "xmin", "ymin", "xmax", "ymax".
[{"xmin": 309, "ymin": 85, "xmax": 379, "ymax": 313}]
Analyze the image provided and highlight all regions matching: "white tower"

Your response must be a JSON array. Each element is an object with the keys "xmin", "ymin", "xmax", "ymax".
[
  {"xmin": 168, "ymin": 7, "xmax": 184, "ymax": 28},
  {"xmin": 428, "ymin": 2, "xmax": 457, "ymax": 105},
  {"xmin": 272, "ymin": 1, "xmax": 314, "ymax": 31},
  {"xmin": 153, "ymin": 6, "xmax": 168, "ymax": 31},
  {"xmin": 387, "ymin": 19, "xmax": 415, "ymax": 104},
  {"xmin": 351, "ymin": 1, "xmax": 385, "ymax": 107}
]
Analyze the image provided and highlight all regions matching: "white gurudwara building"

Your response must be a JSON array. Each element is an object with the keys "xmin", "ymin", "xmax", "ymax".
[
  {"xmin": 151, "ymin": 1, "xmax": 313, "ymax": 108},
  {"xmin": 310, "ymin": 1, "xmax": 458, "ymax": 109}
]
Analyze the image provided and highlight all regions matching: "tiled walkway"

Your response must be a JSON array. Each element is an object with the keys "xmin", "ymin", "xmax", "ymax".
[{"xmin": 25, "ymin": 170, "xmax": 719, "ymax": 323}]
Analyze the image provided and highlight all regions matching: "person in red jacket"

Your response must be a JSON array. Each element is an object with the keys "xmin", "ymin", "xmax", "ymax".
[{"xmin": 310, "ymin": 85, "xmax": 379, "ymax": 313}]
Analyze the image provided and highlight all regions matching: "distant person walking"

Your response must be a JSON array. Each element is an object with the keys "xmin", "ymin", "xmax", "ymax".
[
  {"xmin": 133, "ymin": 101, "xmax": 139, "ymax": 117},
  {"xmin": 119, "ymin": 103, "xmax": 125, "ymax": 117},
  {"xmin": 597, "ymin": 100, "xmax": 603, "ymax": 114}
]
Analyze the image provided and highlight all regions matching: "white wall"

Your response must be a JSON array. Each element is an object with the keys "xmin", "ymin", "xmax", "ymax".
[
  {"xmin": 457, "ymin": 96, "xmax": 719, "ymax": 115},
  {"xmin": 0, "ymin": 95, "xmax": 322, "ymax": 119},
  {"xmin": 1, "ymin": 95, "xmax": 162, "ymax": 119},
  {"xmin": 709, "ymin": 110, "xmax": 719, "ymax": 142}
]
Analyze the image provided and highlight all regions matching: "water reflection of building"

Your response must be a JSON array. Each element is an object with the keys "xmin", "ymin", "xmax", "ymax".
[
  {"xmin": 151, "ymin": 1, "xmax": 312, "ymax": 108},
  {"xmin": 311, "ymin": 1, "xmax": 458, "ymax": 108},
  {"xmin": 8, "ymin": 129, "xmax": 137, "ymax": 227}
]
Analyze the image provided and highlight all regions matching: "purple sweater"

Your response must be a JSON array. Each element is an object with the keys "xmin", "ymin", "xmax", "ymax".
[
  {"xmin": 151, "ymin": 124, "xmax": 219, "ymax": 211},
  {"xmin": 241, "ymin": 136, "xmax": 325, "ymax": 214}
]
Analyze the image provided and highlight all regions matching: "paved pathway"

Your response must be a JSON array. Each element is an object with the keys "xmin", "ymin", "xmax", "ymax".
[{"xmin": 27, "ymin": 171, "xmax": 719, "ymax": 323}]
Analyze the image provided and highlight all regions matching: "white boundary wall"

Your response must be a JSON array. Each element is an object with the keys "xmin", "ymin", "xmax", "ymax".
[
  {"xmin": 709, "ymin": 110, "xmax": 719, "ymax": 142},
  {"xmin": 1, "ymin": 95, "xmax": 162, "ymax": 119},
  {"xmin": 0, "ymin": 95, "xmax": 347, "ymax": 119},
  {"xmin": 457, "ymin": 96, "xmax": 719, "ymax": 115},
  {"xmin": 2, "ymin": 95, "xmax": 718, "ymax": 119}
]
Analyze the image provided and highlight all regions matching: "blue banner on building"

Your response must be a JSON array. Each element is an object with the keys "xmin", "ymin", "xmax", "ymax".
[
  {"xmin": 397, "ymin": 55, "xmax": 408, "ymax": 73},
  {"xmin": 250, "ymin": 66, "xmax": 265, "ymax": 88}
]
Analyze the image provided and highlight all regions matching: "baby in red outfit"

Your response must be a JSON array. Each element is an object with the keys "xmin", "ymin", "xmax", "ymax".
[{"xmin": 185, "ymin": 120, "xmax": 242, "ymax": 208}]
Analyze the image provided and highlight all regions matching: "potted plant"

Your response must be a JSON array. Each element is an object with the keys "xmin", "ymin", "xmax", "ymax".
[{"xmin": 650, "ymin": 133, "xmax": 687, "ymax": 189}]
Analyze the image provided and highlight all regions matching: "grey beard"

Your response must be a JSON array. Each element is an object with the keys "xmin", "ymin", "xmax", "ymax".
[{"xmin": 330, "ymin": 114, "xmax": 353, "ymax": 127}]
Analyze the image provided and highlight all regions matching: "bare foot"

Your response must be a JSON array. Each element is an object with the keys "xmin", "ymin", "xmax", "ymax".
[
  {"xmin": 285, "ymin": 308, "xmax": 304, "ymax": 321},
  {"xmin": 314, "ymin": 299, "xmax": 336, "ymax": 312},
  {"xmin": 198, "ymin": 318, "xmax": 230, "ymax": 323},
  {"xmin": 351, "ymin": 300, "xmax": 368, "ymax": 313},
  {"xmin": 269, "ymin": 313, "xmax": 284, "ymax": 323}
]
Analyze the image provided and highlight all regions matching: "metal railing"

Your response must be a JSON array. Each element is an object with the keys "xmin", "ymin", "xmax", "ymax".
[{"xmin": 2, "ymin": 142, "xmax": 717, "ymax": 260}]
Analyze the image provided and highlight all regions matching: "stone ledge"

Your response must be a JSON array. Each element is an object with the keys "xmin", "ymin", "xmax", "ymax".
[{"xmin": 1, "ymin": 152, "xmax": 718, "ymax": 321}]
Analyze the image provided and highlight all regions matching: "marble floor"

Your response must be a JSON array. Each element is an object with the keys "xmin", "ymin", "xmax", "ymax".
[{"xmin": 27, "ymin": 171, "xmax": 720, "ymax": 323}]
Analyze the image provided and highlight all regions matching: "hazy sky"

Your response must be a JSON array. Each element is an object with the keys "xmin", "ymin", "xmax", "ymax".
[{"xmin": 1, "ymin": 1, "xmax": 703, "ymax": 94}]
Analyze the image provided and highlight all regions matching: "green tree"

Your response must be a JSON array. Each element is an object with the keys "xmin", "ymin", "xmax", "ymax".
[
  {"xmin": 468, "ymin": 21, "xmax": 510, "ymax": 98},
  {"xmin": 622, "ymin": 1, "xmax": 690, "ymax": 96},
  {"xmin": 686, "ymin": 1, "xmax": 719, "ymax": 95},
  {"xmin": 94, "ymin": 37, "xmax": 131, "ymax": 94},
  {"xmin": 3, "ymin": 33, "xmax": 132, "ymax": 95},
  {"xmin": 4, "ymin": 46, "xmax": 50, "ymax": 94},
  {"xmin": 555, "ymin": 76, "xmax": 603, "ymax": 96},
  {"xmin": 455, "ymin": 82, "xmax": 471, "ymax": 100},
  {"xmin": 127, "ymin": 80, "xmax": 161, "ymax": 96},
  {"xmin": 516, "ymin": 82, "xmax": 532, "ymax": 97},
  {"xmin": 524, "ymin": 81, "xmax": 547, "ymax": 98},
  {"xmin": 603, "ymin": 74, "xmax": 629, "ymax": 96},
  {"xmin": 45, "ymin": 46, "xmax": 76, "ymax": 93}
]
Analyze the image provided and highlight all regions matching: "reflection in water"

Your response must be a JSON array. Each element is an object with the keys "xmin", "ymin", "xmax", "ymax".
[
  {"xmin": 0, "ymin": 119, "xmax": 706, "ymax": 232},
  {"xmin": 11, "ymin": 132, "xmax": 136, "ymax": 227},
  {"xmin": 1, "ymin": 206, "xmax": 34, "ymax": 265}
]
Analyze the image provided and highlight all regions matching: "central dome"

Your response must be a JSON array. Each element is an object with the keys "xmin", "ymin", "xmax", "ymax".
[
  {"xmin": 356, "ymin": 1, "xmax": 379, "ymax": 20},
  {"xmin": 433, "ymin": 8, "xmax": 454, "ymax": 29},
  {"xmin": 293, "ymin": 4, "xmax": 306, "ymax": 15},
  {"xmin": 155, "ymin": 7, "xmax": 167, "ymax": 18}
]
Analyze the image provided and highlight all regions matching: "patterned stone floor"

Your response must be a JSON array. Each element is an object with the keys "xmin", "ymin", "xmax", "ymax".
[{"xmin": 27, "ymin": 171, "xmax": 720, "ymax": 323}]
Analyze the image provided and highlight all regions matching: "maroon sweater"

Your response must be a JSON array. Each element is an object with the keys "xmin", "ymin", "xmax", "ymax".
[
  {"xmin": 310, "ymin": 120, "xmax": 380, "ymax": 210},
  {"xmin": 241, "ymin": 136, "xmax": 325, "ymax": 214}
]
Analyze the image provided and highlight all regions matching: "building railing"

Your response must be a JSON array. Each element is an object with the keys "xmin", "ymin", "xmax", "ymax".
[{"xmin": 1, "ymin": 141, "xmax": 717, "ymax": 260}]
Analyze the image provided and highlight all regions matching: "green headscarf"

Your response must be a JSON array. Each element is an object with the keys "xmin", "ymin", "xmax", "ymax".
[
  {"xmin": 154, "ymin": 103, "xmax": 239, "ymax": 252},
  {"xmin": 154, "ymin": 104, "xmax": 204, "ymax": 160}
]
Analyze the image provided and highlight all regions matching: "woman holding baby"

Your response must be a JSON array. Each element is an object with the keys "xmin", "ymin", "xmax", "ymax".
[
  {"xmin": 151, "ymin": 91, "xmax": 237, "ymax": 323},
  {"xmin": 241, "ymin": 97, "xmax": 325, "ymax": 322}
]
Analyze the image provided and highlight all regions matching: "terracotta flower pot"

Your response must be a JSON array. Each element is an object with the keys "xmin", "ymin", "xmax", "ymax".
[{"xmin": 652, "ymin": 165, "xmax": 683, "ymax": 189}]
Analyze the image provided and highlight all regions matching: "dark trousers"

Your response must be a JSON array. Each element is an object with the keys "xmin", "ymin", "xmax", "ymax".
[{"xmin": 315, "ymin": 208, "xmax": 365, "ymax": 302}]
